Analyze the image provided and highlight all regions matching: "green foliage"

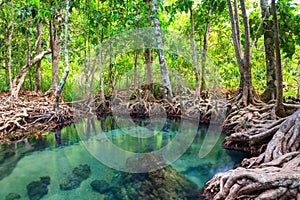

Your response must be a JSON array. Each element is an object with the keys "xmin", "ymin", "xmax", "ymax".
[{"xmin": 0, "ymin": 0, "xmax": 298, "ymax": 101}]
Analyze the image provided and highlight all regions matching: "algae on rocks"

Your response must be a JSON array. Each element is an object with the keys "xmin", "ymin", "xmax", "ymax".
[{"xmin": 60, "ymin": 164, "xmax": 91, "ymax": 190}]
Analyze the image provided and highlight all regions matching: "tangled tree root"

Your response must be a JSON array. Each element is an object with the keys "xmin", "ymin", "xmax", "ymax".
[
  {"xmin": 0, "ymin": 94, "xmax": 74, "ymax": 144},
  {"xmin": 202, "ymin": 109, "xmax": 300, "ymax": 200},
  {"xmin": 204, "ymin": 152, "xmax": 300, "ymax": 200},
  {"xmin": 223, "ymin": 103, "xmax": 276, "ymax": 135},
  {"xmin": 95, "ymin": 88, "xmax": 226, "ymax": 124},
  {"xmin": 223, "ymin": 99, "xmax": 300, "ymax": 155}
]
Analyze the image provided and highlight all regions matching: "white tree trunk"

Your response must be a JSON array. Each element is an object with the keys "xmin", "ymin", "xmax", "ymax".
[
  {"xmin": 201, "ymin": 19, "xmax": 210, "ymax": 93},
  {"xmin": 99, "ymin": 43, "xmax": 105, "ymax": 99},
  {"xmin": 8, "ymin": 0, "xmax": 14, "ymax": 95},
  {"xmin": 54, "ymin": 0, "xmax": 69, "ymax": 112},
  {"xmin": 190, "ymin": 7, "xmax": 200, "ymax": 99},
  {"xmin": 151, "ymin": 0, "xmax": 172, "ymax": 98}
]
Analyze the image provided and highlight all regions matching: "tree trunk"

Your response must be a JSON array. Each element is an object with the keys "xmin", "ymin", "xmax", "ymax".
[
  {"xmin": 133, "ymin": 50, "xmax": 138, "ymax": 89},
  {"xmin": 260, "ymin": 0, "xmax": 276, "ymax": 103},
  {"xmin": 49, "ymin": 3, "xmax": 62, "ymax": 94},
  {"xmin": 297, "ymin": 80, "xmax": 300, "ymax": 99},
  {"xmin": 240, "ymin": 0, "xmax": 256, "ymax": 105},
  {"xmin": 144, "ymin": 0, "xmax": 154, "ymax": 86},
  {"xmin": 25, "ymin": 12, "xmax": 31, "ymax": 91},
  {"xmin": 99, "ymin": 35, "xmax": 105, "ymax": 99},
  {"xmin": 96, "ymin": 0, "xmax": 104, "ymax": 99},
  {"xmin": 144, "ymin": 49, "xmax": 154, "ymax": 85},
  {"xmin": 227, "ymin": 0, "xmax": 244, "ymax": 90},
  {"xmin": 35, "ymin": 22, "xmax": 42, "ymax": 92},
  {"xmin": 83, "ymin": 0, "xmax": 89, "ymax": 85},
  {"xmin": 3, "ymin": 23, "xmax": 9, "ymax": 87},
  {"xmin": 99, "ymin": 43, "xmax": 105, "ymax": 99},
  {"xmin": 272, "ymin": 0, "xmax": 286, "ymax": 117},
  {"xmin": 151, "ymin": 0, "xmax": 172, "ymax": 98},
  {"xmin": 10, "ymin": 49, "xmax": 52, "ymax": 99},
  {"xmin": 8, "ymin": 0, "xmax": 14, "ymax": 95},
  {"xmin": 233, "ymin": 0, "xmax": 242, "ymax": 56},
  {"xmin": 51, "ymin": 24, "xmax": 61, "ymax": 92},
  {"xmin": 190, "ymin": 7, "xmax": 200, "ymax": 99},
  {"xmin": 54, "ymin": 0, "xmax": 69, "ymax": 112},
  {"xmin": 227, "ymin": 0, "xmax": 258, "ymax": 106},
  {"xmin": 201, "ymin": 14, "xmax": 211, "ymax": 93}
]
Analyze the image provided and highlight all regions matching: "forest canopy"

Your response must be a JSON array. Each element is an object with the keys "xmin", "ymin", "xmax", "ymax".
[{"xmin": 0, "ymin": 0, "xmax": 299, "ymax": 101}]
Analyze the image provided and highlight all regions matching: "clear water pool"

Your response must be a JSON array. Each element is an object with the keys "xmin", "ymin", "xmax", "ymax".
[{"xmin": 0, "ymin": 117, "xmax": 244, "ymax": 199}]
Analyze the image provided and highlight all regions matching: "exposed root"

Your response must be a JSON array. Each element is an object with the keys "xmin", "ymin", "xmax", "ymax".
[
  {"xmin": 95, "ymin": 88, "xmax": 226, "ymax": 123},
  {"xmin": 202, "ymin": 109, "xmax": 300, "ymax": 200},
  {"xmin": 0, "ymin": 94, "xmax": 74, "ymax": 144},
  {"xmin": 223, "ymin": 103, "xmax": 276, "ymax": 136},
  {"xmin": 203, "ymin": 152, "xmax": 300, "ymax": 200}
]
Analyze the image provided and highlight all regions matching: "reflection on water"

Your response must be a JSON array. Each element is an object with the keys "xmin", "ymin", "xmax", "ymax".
[{"xmin": 0, "ymin": 117, "xmax": 245, "ymax": 199}]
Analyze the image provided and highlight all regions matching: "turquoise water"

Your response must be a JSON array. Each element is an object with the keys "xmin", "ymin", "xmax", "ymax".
[{"xmin": 0, "ymin": 117, "xmax": 244, "ymax": 199}]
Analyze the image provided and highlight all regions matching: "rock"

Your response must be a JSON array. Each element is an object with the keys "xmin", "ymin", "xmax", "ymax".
[
  {"xmin": 90, "ymin": 180, "xmax": 110, "ymax": 194},
  {"xmin": 60, "ymin": 164, "xmax": 91, "ymax": 190},
  {"xmin": 40, "ymin": 176, "xmax": 51, "ymax": 185},
  {"xmin": 72, "ymin": 164, "xmax": 91, "ymax": 180},
  {"xmin": 5, "ymin": 193, "xmax": 21, "ymax": 200},
  {"xmin": 102, "ymin": 154, "xmax": 199, "ymax": 200},
  {"xmin": 138, "ymin": 167, "xmax": 199, "ymax": 200},
  {"xmin": 104, "ymin": 187, "xmax": 128, "ymax": 200},
  {"xmin": 27, "ymin": 176, "xmax": 51, "ymax": 200}
]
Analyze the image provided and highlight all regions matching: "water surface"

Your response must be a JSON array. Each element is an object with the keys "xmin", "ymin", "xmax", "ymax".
[{"xmin": 0, "ymin": 117, "xmax": 244, "ymax": 199}]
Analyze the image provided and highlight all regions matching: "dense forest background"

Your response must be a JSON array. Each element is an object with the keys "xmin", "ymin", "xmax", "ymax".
[{"xmin": 0, "ymin": 0, "xmax": 299, "ymax": 102}]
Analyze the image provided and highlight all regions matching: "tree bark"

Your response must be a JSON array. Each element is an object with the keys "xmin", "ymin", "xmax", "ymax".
[
  {"xmin": 151, "ymin": 0, "xmax": 172, "ymax": 98},
  {"xmin": 133, "ymin": 50, "xmax": 138, "ymax": 89},
  {"xmin": 240, "ymin": 0, "xmax": 255, "ymax": 105},
  {"xmin": 98, "ymin": 30, "xmax": 105, "ymax": 99},
  {"xmin": 35, "ymin": 22, "xmax": 43, "ymax": 92},
  {"xmin": 144, "ymin": 0, "xmax": 154, "ymax": 86},
  {"xmin": 227, "ymin": 0, "xmax": 244, "ymax": 89},
  {"xmin": 190, "ymin": 7, "xmax": 200, "ymax": 99},
  {"xmin": 8, "ymin": 0, "xmax": 14, "ymax": 95},
  {"xmin": 25, "ymin": 12, "xmax": 31, "ymax": 90},
  {"xmin": 204, "ymin": 109, "xmax": 300, "ymax": 199},
  {"xmin": 260, "ymin": 0, "xmax": 276, "ymax": 103},
  {"xmin": 201, "ymin": 14, "xmax": 211, "ymax": 93},
  {"xmin": 99, "ymin": 43, "xmax": 105, "ymax": 99},
  {"xmin": 96, "ymin": 0, "xmax": 104, "ymax": 99},
  {"xmin": 10, "ymin": 49, "xmax": 52, "ymax": 99},
  {"xmin": 54, "ymin": 0, "xmax": 69, "ymax": 112},
  {"xmin": 227, "ymin": 0, "xmax": 258, "ymax": 106},
  {"xmin": 3, "ymin": 23, "xmax": 9, "ymax": 87},
  {"xmin": 49, "ymin": 1, "xmax": 62, "ymax": 93},
  {"xmin": 272, "ymin": 0, "xmax": 286, "ymax": 117},
  {"xmin": 83, "ymin": 0, "xmax": 89, "ymax": 85},
  {"xmin": 144, "ymin": 49, "xmax": 154, "ymax": 85}
]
